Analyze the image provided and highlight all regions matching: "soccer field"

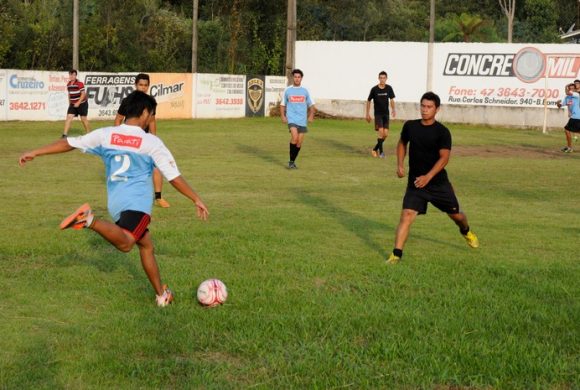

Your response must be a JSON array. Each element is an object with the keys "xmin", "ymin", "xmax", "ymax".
[{"xmin": 1, "ymin": 118, "xmax": 578, "ymax": 388}]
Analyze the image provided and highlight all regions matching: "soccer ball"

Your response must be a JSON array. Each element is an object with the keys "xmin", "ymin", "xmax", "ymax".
[{"xmin": 197, "ymin": 279, "xmax": 228, "ymax": 307}]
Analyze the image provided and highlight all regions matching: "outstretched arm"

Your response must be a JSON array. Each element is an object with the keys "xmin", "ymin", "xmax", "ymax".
[
  {"xmin": 168, "ymin": 176, "xmax": 209, "ymax": 221},
  {"xmin": 19, "ymin": 139, "xmax": 74, "ymax": 166}
]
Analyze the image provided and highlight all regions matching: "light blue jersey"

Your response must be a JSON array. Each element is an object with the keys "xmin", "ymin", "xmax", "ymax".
[
  {"xmin": 564, "ymin": 92, "xmax": 580, "ymax": 119},
  {"xmin": 68, "ymin": 124, "xmax": 180, "ymax": 221},
  {"xmin": 282, "ymin": 86, "xmax": 315, "ymax": 127}
]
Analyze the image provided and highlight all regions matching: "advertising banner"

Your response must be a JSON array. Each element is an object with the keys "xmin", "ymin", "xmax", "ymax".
[
  {"xmin": 81, "ymin": 72, "xmax": 135, "ymax": 119},
  {"xmin": 264, "ymin": 76, "xmax": 287, "ymax": 117},
  {"xmin": 46, "ymin": 72, "xmax": 70, "ymax": 120},
  {"xmin": 195, "ymin": 73, "xmax": 245, "ymax": 118},
  {"xmin": 245, "ymin": 75, "xmax": 265, "ymax": 117},
  {"xmin": 149, "ymin": 73, "xmax": 193, "ymax": 119},
  {"xmin": 5, "ymin": 70, "xmax": 51, "ymax": 120},
  {"xmin": 0, "ymin": 70, "xmax": 6, "ymax": 121},
  {"xmin": 434, "ymin": 43, "xmax": 580, "ymax": 107}
]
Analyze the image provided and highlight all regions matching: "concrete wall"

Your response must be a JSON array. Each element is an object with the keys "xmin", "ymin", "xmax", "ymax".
[{"xmin": 315, "ymin": 99, "xmax": 567, "ymax": 130}]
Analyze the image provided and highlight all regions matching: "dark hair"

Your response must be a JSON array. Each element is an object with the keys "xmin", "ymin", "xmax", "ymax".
[
  {"xmin": 122, "ymin": 91, "xmax": 157, "ymax": 119},
  {"xmin": 69, "ymin": 69, "xmax": 77, "ymax": 75},
  {"xmin": 574, "ymin": 79, "xmax": 580, "ymax": 83},
  {"xmin": 135, "ymin": 73, "xmax": 150, "ymax": 84},
  {"xmin": 421, "ymin": 91, "xmax": 441, "ymax": 108},
  {"xmin": 379, "ymin": 71, "xmax": 387, "ymax": 77},
  {"xmin": 292, "ymin": 69, "xmax": 303, "ymax": 77}
]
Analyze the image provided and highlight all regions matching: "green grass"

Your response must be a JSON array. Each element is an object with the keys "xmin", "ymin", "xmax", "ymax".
[{"xmin": 0, "ymin": 118, "xmax": 578, "ymax": 389}]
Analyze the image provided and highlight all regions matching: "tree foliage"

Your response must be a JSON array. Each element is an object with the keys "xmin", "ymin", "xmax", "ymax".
[{"xmin": 0, "ymin": 0, "xmax": 575, "ymax": 74}]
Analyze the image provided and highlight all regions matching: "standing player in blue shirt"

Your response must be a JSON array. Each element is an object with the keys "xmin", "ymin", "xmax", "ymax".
[
  {"xmin": 19, "ymin": 91, "xmax": 209, "ymax": 307},
  {"xmin": 556, "ymin": 83, "xmax": 580, "ymax": 153},
  {"xmin": 280, "ymin": 69, "xmax": 316, "ymax": 169}
]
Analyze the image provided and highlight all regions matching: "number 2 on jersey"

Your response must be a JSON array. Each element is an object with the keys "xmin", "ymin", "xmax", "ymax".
[{"xmin": 110, "ymin": 154, "xmax": 131, "ymax": 182}]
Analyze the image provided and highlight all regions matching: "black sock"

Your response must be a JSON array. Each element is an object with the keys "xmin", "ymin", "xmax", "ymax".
[
  {"xmin": 393, "ymin": 248, "xmax": 403, "ymax": 258},
  {"xmin": 289, "ymin": 143, "xmax": 298, "ymax": 162},
  {"xmin": 378, "ymin": 138, "xmax": 385, "ymax": 153},
  {"xmin": 460, "ymin": 226, "xmax": 470, "ymax": 235},
  {"xmin": 374, "ymin": 138, "xmax": 381, "ymax": 150},
  {"xmin": 155, "ymin": 192, "xmax": 162, "ymax": 200},
  {"xmin": 295, "ymin": 146, "xmax": 301, "ymax": 160}
]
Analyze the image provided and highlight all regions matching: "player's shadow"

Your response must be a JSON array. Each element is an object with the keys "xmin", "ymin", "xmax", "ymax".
[
  {"xmin": 295, "ymin": 191, "xmax": 390, "ymax": 256},
  {"xmin": 235, "ymin": 143, "xmax": 285, "ymax": 166},
  {"xmin": 313, "ymin": 137, "xmax": 369, "ymax": 156}
]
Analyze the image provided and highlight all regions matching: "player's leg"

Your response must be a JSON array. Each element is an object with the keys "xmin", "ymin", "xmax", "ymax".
[
  {"xmin": 136, "ymin": 231, "xmax": 163, "ymax": 295},
  {"xmin": 378, "ymin": 126, "xmax": 389, "ymax": 157},
  {"xmin": 448, "ymin": 212, "xmax": 479, "ymax": 248},
  {"xmin": 136, "ymin": 231, "xmax": 173, "ymax": 306},
  {"xmin": 60, "ymin": 203, "xmax": 137, "ymax": 251},
  {"xmin": 372, "ymin": 117, "xmax": 381, "ymax": 157},
  {"xmin": 153, "ymin": 168, "xmax": 170, "ymax": 208},
  {"xmin": 288, "ymin": 125, "xmax": 300, "ymax": 168},
  {"xmin": 564, "ymin": 129, "xmax": 572, "ymax": 151},
  {"xmin": 431, "ymin": 183, "xmax": 479, "ymax": 248},
  {"xmin": 387, "ymin": 208, "xmax": 418, "ymax": 264},
  {"xmin": 62, "ymin": 113, "xmax": 75, "ymax": 137},
  {"xmin": 80, "ymin": 116, "xmax": 90, "ymax": 133}
]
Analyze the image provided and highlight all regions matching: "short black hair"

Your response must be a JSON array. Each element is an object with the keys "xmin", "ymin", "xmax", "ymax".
[
  {"xmin": 122, "ymin": 91, "xmax": 157, "ymax": 120},
  {"xmin": 574, "ymin": 79, "xmax": 580, "ymax": 83},
  {"xmin": 292, "ymin": 68, "xmax": 303, "ymax": 77},
  {"xmin": 135, "ymin": 73, "xmax": 150, "ymax": 84},
  {"xmin": 421, "ymin": 91, "xmax": 441, "ymax": 108},
  {"xmin": 69, "ymin": 69, "xmax": 77, "ymax": 75},
  {"xmin": 379, "ymin": 71, "xmax": 387, "ymax": 77}
]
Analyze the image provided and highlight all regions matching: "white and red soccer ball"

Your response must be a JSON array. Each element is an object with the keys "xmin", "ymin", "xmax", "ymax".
[{"xmin": 197, "ymin": 279, "xmax": 228, "ymax": 307}]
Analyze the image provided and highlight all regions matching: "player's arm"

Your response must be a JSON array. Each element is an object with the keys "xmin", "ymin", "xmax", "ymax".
[
  {"xmin": 147, "ymin": 115, "xmax": 157, "ymax": 135},
  {"xmin": 19, "ymin": 139, "xmax": 75, "ymax": 166},
  {"xmin": 168, "ymin": 176, "xmax": 209, "ymax": 220},
  {"xmin": 280, "ymin": 104, "xmax": 287, "ymax": 123},
  {"xmin": 75, "ymin": 90, "xmax": 86, "ymax": 107},
  {"xmin": 365, "ymin": 100, "xmax": 372, "ymax": 122},
  {"xmin": 414, "ymin": 148, "xmax": 450, "ymax": 188},
  {"xmin": 307, "ymin": 104, "xmax": 316, "ymax": 122},
  {"xmin": 390, "ymin": 98, "xmax": 396, "ymax": 118},
  {"xmin": 396, "ymin": 138, "xmax": 407, "ymax": 178}
]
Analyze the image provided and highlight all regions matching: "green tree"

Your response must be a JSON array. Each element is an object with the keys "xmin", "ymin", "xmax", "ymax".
[{"xmin": 517, "ymin": 0, "xmax": 559, "ymax": 42}]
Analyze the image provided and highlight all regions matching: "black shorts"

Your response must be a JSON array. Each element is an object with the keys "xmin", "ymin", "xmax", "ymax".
[
  {"xmin": 374, "ymin": 115, "xmax": 390, "ymax": 130},
  {"xmin": 116, "ymin": 210, "xmax": 151, "ymax": 241},
  {"xmin": 402, "ymin": 181, "xmax": 460, "ymax": 215},
  {"xmin": 67, "ymin": 101, "xmax": 89, "ymax": 117},
  {"xmin": 288, "ymin": 123, "xmax": 308, "ymax": 133},
  {"xmin": 564, "ymin": 118, "xmax": 580, "ymax": 133}
]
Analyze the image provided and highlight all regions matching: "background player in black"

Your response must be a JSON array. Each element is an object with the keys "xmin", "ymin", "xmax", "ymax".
[
  {"xmin": 387, "ymin": 92, "xmax": 478, "ymax": 264},
  {"xmin": 63, "ymin": 69, "xmax": 90, "ymax": 137},
  {"xmin": 366, "ymin": 71, "xmax": 395, "ymax": 158},
  {"xmin": 115, "ymin": 73, "xmax": 170, "ymax": 208}
]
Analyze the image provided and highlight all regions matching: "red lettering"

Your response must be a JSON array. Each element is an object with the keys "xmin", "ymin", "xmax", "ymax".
[
  {"xmin": 110, "ymin": 133, "xmax": 142, "ymax": 149},
  {"xmin": 289, "ymin": 95, "xmax": 306, "ymax": 103}
]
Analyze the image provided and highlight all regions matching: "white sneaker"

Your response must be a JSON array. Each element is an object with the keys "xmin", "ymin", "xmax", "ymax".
[{"xmin": 156, "ymin": 285, "xmax": 174, "ymax": 307}]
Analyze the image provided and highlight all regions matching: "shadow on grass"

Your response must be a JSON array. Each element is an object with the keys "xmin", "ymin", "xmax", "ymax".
[
  {"xmin": 312, "ymin": 137, "xmax": 370, "ymax": 156},
  {"xmin": 295, "ymin": 190, "xmax": 390, "ymax": 256},
  {"xmin": 296, "ymin": 191, "xmax": 466, "ymax": 255},
  {"xmin": 235, "ymin": 143, "xmax": 285, "ymax": 167}
]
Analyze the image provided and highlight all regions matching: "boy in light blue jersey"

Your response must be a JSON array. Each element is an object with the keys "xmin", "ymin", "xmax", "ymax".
[
  {"xmin": 556, "ymin": 83, "xmax": 580, "ymax": 153},
  {"xmin": 19, "ymin": 91, "xmax": 209, "ymax": 307},
  {"xmin": 280, "ymin": 69, "xmax": 316, "ymax": 169}
]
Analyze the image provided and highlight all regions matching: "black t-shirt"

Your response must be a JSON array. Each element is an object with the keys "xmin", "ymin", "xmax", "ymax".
[
  {"xmin": 117, "ymin": 96, "xmax": 157, "ymax": 133},
  {"xmin": 400, "ymin": 119, "xmax": 452, "ymax": 187},
  {"xmin": 367, "ymin": 84, "xmax": 395, "ymax": 115}
]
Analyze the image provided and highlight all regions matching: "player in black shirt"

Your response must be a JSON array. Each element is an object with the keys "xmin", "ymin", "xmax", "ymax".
[
  {"xmin": 387, "ymin": 92, "xmax": 479, "ymax": 264},
  {"xmin": 366, "ymin": 71, "xmax": 396, "ymax": 158},
  {"xmin": 115, "ymin": 73, "xmax": 170, "ymax": 208}
]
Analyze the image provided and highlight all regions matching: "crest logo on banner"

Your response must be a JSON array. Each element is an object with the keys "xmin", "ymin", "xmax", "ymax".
[{"xmin": 245, "ymin": 76, "xmax": 265, "ymax": 117}]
